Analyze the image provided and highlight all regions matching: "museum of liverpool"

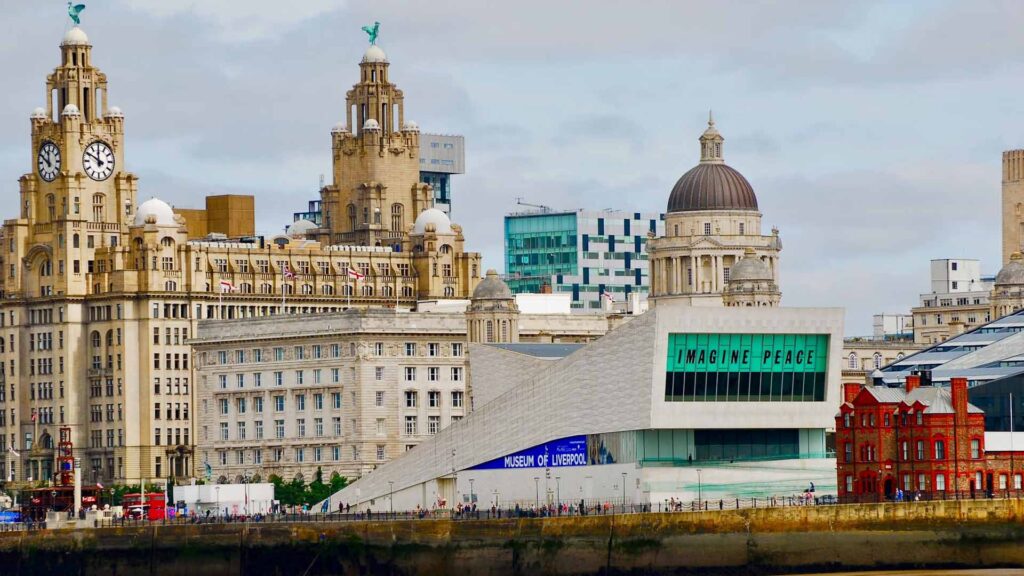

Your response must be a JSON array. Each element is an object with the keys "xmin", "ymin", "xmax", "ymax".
[{"xmin": 321, "ymin": 302, "xmax": 844, "ymax": 510}]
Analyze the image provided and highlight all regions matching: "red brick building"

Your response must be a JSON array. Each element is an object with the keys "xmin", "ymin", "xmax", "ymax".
[{"xmin": 835, "ymin": 376, "xmax": 1024, "ymax": 501}]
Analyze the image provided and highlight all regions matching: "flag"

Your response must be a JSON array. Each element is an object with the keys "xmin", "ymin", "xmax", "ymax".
[
  {"xmin": 602, "ymin": 290, "xmax": 614, "ymax": 301},
  {"xmin": 218, "ymin": 280, "xmax": 235, "ymax": 292},
  {"xmin": 7, "ymin": 445, "xmax": 19, "ymax": 458},
  {"xmin": 30, "ymin": 410, "xmax": 36, "ymax": 423},
  {"xmin": 97, "ymin": 482, "xmax": 104, "ymax": 489},
  {"xmin": 347, "ymin": 267, "xmax": 365, "ymax": 280},
  {"xmin": 283, "ymin": 264, "xmax": 296, "ymax": 279}
]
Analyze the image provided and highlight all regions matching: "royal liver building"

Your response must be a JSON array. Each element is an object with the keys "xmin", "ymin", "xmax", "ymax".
[{"xmin": 0, "ymin": 26, "xmax": 481, "ymax": 486}]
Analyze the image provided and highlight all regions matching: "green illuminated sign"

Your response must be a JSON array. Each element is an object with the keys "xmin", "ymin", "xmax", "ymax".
[
  {"xmin": 664, "ymin": 333, "xmax": 830, "ymax": 403},
  {"xmin": 667, "ymin": 334, "xmax": 829, "ymax": 373}
]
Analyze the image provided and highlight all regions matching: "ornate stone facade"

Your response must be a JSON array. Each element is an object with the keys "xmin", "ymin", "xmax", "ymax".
[{"xmin": 0, "ymin": 29, "xmax": 480, "ymax": 487}]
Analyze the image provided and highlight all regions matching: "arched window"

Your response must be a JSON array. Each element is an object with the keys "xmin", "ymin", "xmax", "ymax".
[
  {"xmin": 501, "ymin": 321, "xmax": 508, "ymax": 341},
  {"xmin": 105, "ymin": 330, "xmax": 113, "ymax": 347},
  {"xmin": 0, "ymin": 337, "xmax": 6, "ymax": 354},
  {"xmin": 439, "ymin": 244, "xmax": 452, "ymax": 254},
  {"xmin": 301, "ymin": 284, "xmax": 313, "ymax": 295},
  {"xmin": 896, "ymin": 353, "xmax": 905, "ymax": 361},
  {"xmin": 873, "ymin": 353, "xmax": 883, "ymax": 369},
  {"xmin": 90, "ymin": 331, "xmax": 101, "ymax": 349},
  {"xmin": 321, "ymin": 285, "xmax": 334, "ymax": 296},
  {"xmin": 485, "ymin": 321, "xmax": 494, "ymax": 343},
  {"xmin": 161, "ymin": 237, "xmax": 174, "ymax": 248},
  {"xmin": 402, "ymin": 286, "xmax": 413, "ymax": 297},
  {"xmin": 239, "ymin": 283, "xmax": 253, "ymax": 294},
  {"xmin": 260, "ymin": 283, "xmax": 273, "ymax": 294},
  {"xmin": 165, "ymin": 281, "xmax": 177, "ymax": 292},
  {"xmin": 391, "ymin": 203, "xmax": 403, "ymax": 231},
  {"xmin": 381, "ymin": 286, "xmax": 392, "ymax": 297},
  {"xmin": 361, "ymin": 285, "xmax": 374, "ymax": 296},
  {"xmin": 282, "ymin": 284, "xmax": 294, "ymax": 295},
  {"xmin": 92, "ymin": 193, "xmax": 105, "ymax": 222},
  {"xmin": 72, "ymin": 234, "xmax": 79, "ymax": 248},
  {"xmin": 39, "ymin": 259, "xmax": 52, "ymax": 277},
  {"xmin": 444, "ymin": 286, "xmax": 454, "ymax": 297},
  {"xmin": 342, "ymin": 285, "xmax": 353, "ymax": 296},
  {"xmin": 848, "ymin": 353, "xmax": 858, "ymax": 369}
]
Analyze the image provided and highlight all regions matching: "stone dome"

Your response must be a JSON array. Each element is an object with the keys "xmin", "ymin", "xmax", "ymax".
[
  {"xmin": 107, "ymin": 106, "xmax": 123, "ymax": 118},
  {"xmin": 996, "ymin": 253, "xmax": 1024, "ymax": 286},
  {"xmin": 402, "ymin": 120, "xmax": 419, "ymax": 132},
  {"xmin": 362, "ymin": 45, "xmax": 388, "ymax": 63},
  {"xmin": 331, "ymin": 122, "xmax": 348, "ymax": 134},
  {"xmin": 62, "ymin": 27, "xmax": 89, "ymax": 46},
  {"xmin": 133, "ymin": 198, "xmax": 177, "ymax": 227},
  {"xmin": 412, "ymin": 208, "xmax": 453, "ymax": 235},
  {"xmin": 61, "ymin": 104, "xmax": 80, "ymax": 117},
  {"xmin": 667, "ymin": 163, "xmax": 758, "ymax": 213},
  {"xmin": 728, "ymin": 248, "xmax": 772, "ymax": 282},
  {"xmin": 30, "ymin": 107, "xmax": 46, "ymax": 119},
  {"xmin": 472, "ymin": 269, "xmax": 513, "ymax": 300},
  {"xmin": 363, "ymin": 118, "xmax": 380, "ymax": 131},
  {"xmin": 288, "ymin": 218, "xmax": 317, "ymax": 236}
]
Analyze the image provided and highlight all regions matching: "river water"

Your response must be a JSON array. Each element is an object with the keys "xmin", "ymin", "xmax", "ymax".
[
  {"xmin": 785, "ymin": 571, "xmax": 1024, "ymax": 576},
  {"xmin": 782, "ymin": 565, "xmax": 1024, "ymax": 569}
]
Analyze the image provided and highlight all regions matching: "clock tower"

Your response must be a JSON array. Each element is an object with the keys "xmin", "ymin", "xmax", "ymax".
[{"xmin": 12, "ymin": 26, "xmax": 138, "ymax": 299}]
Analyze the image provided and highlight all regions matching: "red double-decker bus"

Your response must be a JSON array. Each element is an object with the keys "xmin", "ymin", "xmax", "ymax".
[{"xmin": 122, "ymin": 492, "xmax": 166, "ymax": 520}]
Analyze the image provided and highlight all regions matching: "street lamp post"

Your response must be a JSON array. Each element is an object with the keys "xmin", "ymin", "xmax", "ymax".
[
  {"xmin": 469, "ymin": 479, "xmax": 475, "ymax": 507},
  {"xmin": 695, "ymin": 469, "xmax": 702, "ymax": 511},
  {"xmin": 555, "ymin": 476, "xmax": 561, "ymax": 510},
  {"xmin": 534, "ymin": 477, "xmax": 540, "ymax": 508},
  {"xmin": 622, "ymin": 472, "xmax": 628, "ymax": 512},
  {"xmin": 215, "ymin": 486, "xmax": 221, "ymax": 519},
  {"xmin": 388, "ymin": 481, "xmax": 394, "ymax": 516}
]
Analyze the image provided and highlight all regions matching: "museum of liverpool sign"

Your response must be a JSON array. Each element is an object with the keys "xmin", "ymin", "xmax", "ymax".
[
  {"xmin": 470, "ymin": 436, "xmax": 588, "ymax": 470},
  {"xmin": 664, "ymin": 333, "xmax": 830, "ymax": 402}
]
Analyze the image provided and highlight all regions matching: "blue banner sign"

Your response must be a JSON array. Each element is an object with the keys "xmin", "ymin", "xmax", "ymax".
[{"xmin": 470, "ymin": 435, "xmax": 588, "ymax": 470}]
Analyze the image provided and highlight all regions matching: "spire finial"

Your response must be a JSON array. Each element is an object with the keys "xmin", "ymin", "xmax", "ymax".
[{"xmin": 708, "ymin": 109, "xmax": 714, "ymax": 127}]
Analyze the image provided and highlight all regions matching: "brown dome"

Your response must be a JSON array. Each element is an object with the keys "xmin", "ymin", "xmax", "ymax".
[{"xmin": 667, "ymin": 163, "xmax": 758, "ymax": 213}]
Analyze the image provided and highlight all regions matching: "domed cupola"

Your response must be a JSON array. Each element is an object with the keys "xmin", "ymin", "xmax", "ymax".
[
  {"xmin": 667, "ymin": 113, "xmax": 759, "ymax": 213},
  {"xmin": 467, "ymin": 270, "xmax": 519, "ymax": 343},
  {"xmin": 472, "ymin": 269, "xmax": 514, "ymax": 301},
  {"xmin": 996, "ymin": 253, "xmax": 1024, "ymax": 286}
]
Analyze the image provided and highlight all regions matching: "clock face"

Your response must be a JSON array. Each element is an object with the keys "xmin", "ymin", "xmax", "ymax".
[
  {"xmin": 83, "ymin": 141, "xmax": 115, "ymax": 181},
  {"xmin": 37, "ymin": 141, "xmax": 61, "ymax": 182}
]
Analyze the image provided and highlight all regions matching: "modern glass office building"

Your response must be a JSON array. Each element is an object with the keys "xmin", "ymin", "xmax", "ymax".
[{"xmin": 505, "ymin": 210, "xmax": 664, "ymax": 310}]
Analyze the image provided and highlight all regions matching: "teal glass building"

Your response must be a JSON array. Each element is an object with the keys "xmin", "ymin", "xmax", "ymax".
[{"xmin": 505, "ymin": 210, "xmax": 664, "ymax": 310}]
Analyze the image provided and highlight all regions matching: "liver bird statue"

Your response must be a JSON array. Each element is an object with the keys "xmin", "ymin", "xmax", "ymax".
[
  {"xmin": 362, "ymin": 21, "xmax": 380, "ymax": 45},
  {"xmin": 68, "ymin": 2, "xmax": 86, "ymax": 25}
]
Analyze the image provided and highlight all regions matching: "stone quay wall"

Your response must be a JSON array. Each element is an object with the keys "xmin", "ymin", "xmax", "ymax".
[{"xmin": 2, "ymin": 499, "xmax": 1024, "ymax": 575}]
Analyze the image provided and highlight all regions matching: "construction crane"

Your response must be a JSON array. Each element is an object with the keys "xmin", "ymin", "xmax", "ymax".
[{"xmin": 515, "ymin": 197, "xmax": 552, "ymax": 213}]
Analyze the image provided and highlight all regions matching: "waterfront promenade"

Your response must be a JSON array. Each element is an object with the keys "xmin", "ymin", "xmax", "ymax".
[{"xmin": 1, "ymin": 498, "xmax": 1024, "ymax": 575}]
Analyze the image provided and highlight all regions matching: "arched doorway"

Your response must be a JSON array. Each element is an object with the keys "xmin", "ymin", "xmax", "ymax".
[{"xmin": 883, "ymin": 476, "xmax": 895, "ymax": 499}]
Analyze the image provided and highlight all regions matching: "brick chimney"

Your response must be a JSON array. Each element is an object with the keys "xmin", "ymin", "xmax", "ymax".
[
  {"xmin": 905, "ymin": 375, "xmax": 920, "ymax": 394},
  {"xmin": 951, "ymin": 377, "xmax": 969, "ymax": 419},
  {"xmin": 843, "ymin": 382, "xmax": 862, "ymax": 403}
]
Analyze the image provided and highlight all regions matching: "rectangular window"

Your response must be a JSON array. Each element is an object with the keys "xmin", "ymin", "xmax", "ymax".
[
  {"xmin": 297, "ymin": 418, "xmax": 306, "ymax": 437},
  {"xmin": 274, "ymin": 371, "xmax": 283, "ymax": 386},
  {"xmin": 934, "ymin": 440, "xmax": 946, "ymax": 460},
  {"xmin": 936, "ymin": 474, "xmax": 946, "ymax": 491},
  {"xmin": 404, "ymin": 367, "xmax": 416, "ymax": 381},
  {"xmin": 428, "ymin": 343, "xmax": 439, "ymax": 357},
  {"xmin": 274, "ymin": 395, "xmax": 285, "ymax": 412},
  {"xmin": 377, "ymin": 445, "xmax": 385, "ymax": 461},
  {"xmin": 375, "ymin": 391, "xmax": 384, "ymax": 407},
  {"xmin": 333, "ymin": 417, "xmax": 342, "ymax": 436},
  {"xmin": 451, "ymin": 367, "xmax": 463, "ymax": 381},
  {"xmin": 405, "ymin": 390, "xmax": 417, "ymax": 408},
  {"xmin": 332, "ymin": 368, "xmax": 340, "ymax": 383},
  {"xmin": 452, "ymin": 343, "xmax": 463, "ymax": 357},
  {"xmin": 428, "ymin": 367, "xmax": 439, "ymax": 381},
  {"xmin": 404, "ymin": 415, "xmax": 417, "ymax": 435},
  {"xmin": 275, "ymin": 419, "xmax": 284, "ymax": 439},
  {"xmin": 428, "ymin": 390, "xmax": 440, "ymax": 408},
  {"xmin": 331, "ymin": 392, "xmax": 341, "ymax": 409},
  {"xmin": 452, "ymin": 391, "xmax": 464, "ymax": 408},
  {"xmin": 916, "ymin": 440, "xmax": 926, "ymax": 460},
  {"xmin": 376, "ymin": 418, "xmax": 385, "ymax": 436},
  {"xmin": 971, "ymin": 439, "xmax": 980, "ymax": 459},
  {"xmin": 405, "ymin": 343, "xmax": 416, "ymax": 356},
  {"xmin": 314, "ymin": 417, "xmax": 323, "ymax": 437},
  {"xmin": 296, "ymin": 394, "xmax": 306, "ymax": 411},
  {"xmin": 255, "ymin": 421, "xmax": 263, "ymax": 439},
  {"xmin": 428, "ymin": 415, "xmax": 440, "ymax": 434}
]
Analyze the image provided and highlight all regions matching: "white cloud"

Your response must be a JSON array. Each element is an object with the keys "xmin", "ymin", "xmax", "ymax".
[{"xmin": 116, "ymin": 0, "xmax": 347, "ymax": 42}]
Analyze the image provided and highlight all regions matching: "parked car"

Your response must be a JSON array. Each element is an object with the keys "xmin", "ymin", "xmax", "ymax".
[{"xmin": 815, "ymin": 495, "xmax": 838, "ymax": 505}]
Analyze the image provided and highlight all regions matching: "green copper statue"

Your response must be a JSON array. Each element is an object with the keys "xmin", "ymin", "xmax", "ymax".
[
  {"xmin": 68, "ymin": 2, "xmax": 86, "ymax": 25},
  {"xmin": 361, "ymin": 21, "xmax": 380, "ymax": 45}
]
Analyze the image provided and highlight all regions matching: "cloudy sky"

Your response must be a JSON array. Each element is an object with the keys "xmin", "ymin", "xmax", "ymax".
[{"xmin": 1, "ymin": 1, "xmax": 1022, "ymax": 335}]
